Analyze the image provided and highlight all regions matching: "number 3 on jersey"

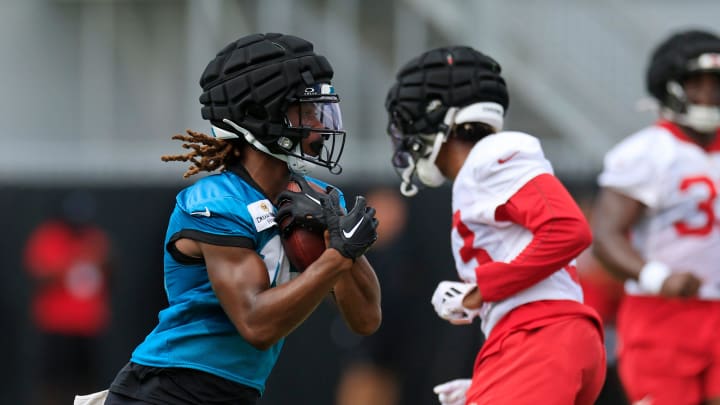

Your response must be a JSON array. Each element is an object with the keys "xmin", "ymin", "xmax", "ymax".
[{"xmin": 674, "ymin": 175, "xmax": 718, "ymax": 236}]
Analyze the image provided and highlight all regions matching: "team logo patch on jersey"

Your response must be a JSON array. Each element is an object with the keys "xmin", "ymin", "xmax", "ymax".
[{"xmin": 247, "ymin": 199, "xmax": 276, "ymax": 232}]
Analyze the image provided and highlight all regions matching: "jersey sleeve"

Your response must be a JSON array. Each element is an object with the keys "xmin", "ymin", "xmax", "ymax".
[
  {"xmin": 461, "ymin": 132, "xmax": 554, "ymax": 222},
  {"xmin": 170, "ymin": 181, "xmax": 263, "ymax": 249},
  {"xmin": 597, "ymin": 129, "xmax": 671, "ymax": 209},
  {"xmin": 475, "ymin": 173, "xmax": 592, "ymax": 302}
]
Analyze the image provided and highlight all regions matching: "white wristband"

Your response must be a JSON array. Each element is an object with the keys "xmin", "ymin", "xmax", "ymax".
[{"xmin": 638, "ymin": 261, "xmax": 671, "ymax": 294}]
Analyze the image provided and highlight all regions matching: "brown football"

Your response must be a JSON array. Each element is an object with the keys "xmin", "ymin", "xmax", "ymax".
[{"xmin": 278, "ymin": 180, "xmax": 327, "ymax": 272}]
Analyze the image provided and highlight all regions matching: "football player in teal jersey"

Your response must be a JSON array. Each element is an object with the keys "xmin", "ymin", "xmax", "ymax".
[{"xmin": 84, "ymin": 33, "xmax": 381, "ymax": 405}]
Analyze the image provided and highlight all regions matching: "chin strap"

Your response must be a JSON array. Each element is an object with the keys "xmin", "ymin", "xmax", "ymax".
[
  {"xmin": 219, "ymin": 119, "xmax": 312, "ymax": 174},
  {"xmin": 399, "ymin": 158, "xmax": 419, "ymax": 197}
]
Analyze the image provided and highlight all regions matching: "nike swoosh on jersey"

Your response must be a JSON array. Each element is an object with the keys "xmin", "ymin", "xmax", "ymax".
[
  {"xmin": 190, "ymin": 207, "xmax": 211, "ymax": 217},
  {"xmin": 497, "ymin": 151, "xmax": 519, "ymax": 164},
  {"xmin": 342, "ymin": 217, "xmax": 365, "ymax": 238}
]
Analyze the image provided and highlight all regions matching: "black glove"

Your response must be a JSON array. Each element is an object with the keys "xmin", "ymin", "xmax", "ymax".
[
  {"xmin": 325, "ymin": 195, "xmax": 379, "ymax": 260},
  {"xmin": 276, "ymin": 174, "xmax": 343, "ymax": 235}
]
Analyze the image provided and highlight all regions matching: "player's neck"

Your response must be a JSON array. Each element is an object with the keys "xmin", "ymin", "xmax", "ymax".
[
  {"xmin": 241, "ymin": 147, "xmax": 291, "ymax": 201},
  {"xmin": 678, "ymin": 124, "xmax": 717, "ymax": 148},
  {"xmin": 437, "ymin": 140, "xmax": 473, "ymax": 181}
]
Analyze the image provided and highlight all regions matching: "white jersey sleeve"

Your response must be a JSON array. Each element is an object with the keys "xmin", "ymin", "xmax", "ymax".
[
  {"xmin": 457, "ymin": 131, "xmax": 554, "ymax": 224},
  {"xmin": 598, "ymin": 127, "xmax": 674, "ymax": 209}
]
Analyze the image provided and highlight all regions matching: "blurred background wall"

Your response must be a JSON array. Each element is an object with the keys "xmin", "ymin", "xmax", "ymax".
[
  {"xmin": 1, "ymin": 0, "xmax": 718, "ymax": 404},
  {"xmin": 3, "ymin": 0, "xmax": 719, "ymax": 186}
]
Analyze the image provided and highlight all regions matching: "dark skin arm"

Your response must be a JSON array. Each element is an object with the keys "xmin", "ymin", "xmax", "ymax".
[
  {"xmin": 191, "ymin": 240, "xmax": 354, "ymax": 350},
  {"xmin": 276, "ymin": 184, "xmax": 382, "ymax": 335},
  {"xmin": 462, "ymin": 288, "xmax": 483, "ymax": 309},
  {"xmin": 591, "ymin": 188, "xmax": 701, "ymax": 298},
  {"xmin": 591, "ymin": 188, "xmax": 646, "ymax": 280},
  {"xmin": 331, "ymin": 255, "xmax": 382, "ymax": 335}
]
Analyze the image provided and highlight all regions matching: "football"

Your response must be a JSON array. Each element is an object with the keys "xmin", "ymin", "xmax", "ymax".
[{"xmin": 278, "ymin": 180, "xmax": 327, "ymax": 271}]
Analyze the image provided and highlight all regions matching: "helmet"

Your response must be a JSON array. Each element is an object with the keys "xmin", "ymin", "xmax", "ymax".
[
  {"xmin": 199, "ymin": 33, "xmax": 345, "ymax": 174},
  {"xmin": 385, "ymin": 46, "xmax": 509, "ymax": 196},
  {"xmin": 646, "ymin": 29, "xmax": 720, "ymax": 133}
]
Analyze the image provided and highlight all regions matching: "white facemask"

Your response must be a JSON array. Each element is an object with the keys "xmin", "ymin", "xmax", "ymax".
[
  {"xmin": 661, "ymin": 105, "xmax": 720, "ymax": 134},
  {"xmin": 684, "ymin": 104, "xmax": 720, "ymax": 133},
  {"xmin": 395, "ymin": 102, "xmax": 504, "ymax": 196},
  {"xmin": 664, "ymin": 80, "xmax": 720, "ymax": 134}
]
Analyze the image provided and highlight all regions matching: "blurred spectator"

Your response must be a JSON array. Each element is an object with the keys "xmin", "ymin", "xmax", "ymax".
[{"xmin": 23, "ymin": 191, "xmax": 112, "ymax": 405}]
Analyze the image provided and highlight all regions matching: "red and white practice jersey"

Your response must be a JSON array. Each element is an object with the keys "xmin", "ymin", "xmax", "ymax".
[
  {"xmin": 599, "ymin": 120, "xmax": 720, "ymax": 299},
  {"xmin": 452, "ymin": 131, "xmax": 584, "ymax": 335}
]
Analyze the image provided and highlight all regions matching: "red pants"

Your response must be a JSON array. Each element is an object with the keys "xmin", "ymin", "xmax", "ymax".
[
  {"xmin": 466, "ymin": 316, "xmax": 605, "ymax": 405},
  {"xmin": 617, "ymin": 296, "xmax": 720, "ymax": 405}
]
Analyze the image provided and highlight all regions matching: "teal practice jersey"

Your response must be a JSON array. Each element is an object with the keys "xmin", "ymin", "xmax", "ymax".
[{"xmin": 131, "ymin": 166, "xmax": 343, "ymax": 394}]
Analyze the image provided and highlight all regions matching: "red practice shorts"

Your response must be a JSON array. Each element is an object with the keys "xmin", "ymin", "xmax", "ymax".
[
  {"xmin": 466, "ymin": 316, "xmax": 605, "ymax": 405},
  {"xmin": 617, "ymin": 296, "xmax": 720, "ymax": 405}
]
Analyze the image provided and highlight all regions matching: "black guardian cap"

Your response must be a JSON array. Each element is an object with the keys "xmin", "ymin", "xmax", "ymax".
[
  {"xmin": 385, "ymin": 46, "xmax": 509, "ymax": 196},
  {"xmin": 385, "ymin": 46, "xmax": 508, "ymax": 136},
  {"xmin": 199, "ymin": 33, "xmax": 345, "ymax": 173}
]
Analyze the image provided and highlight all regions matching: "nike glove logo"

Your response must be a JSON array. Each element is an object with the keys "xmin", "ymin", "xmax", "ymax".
[
  {"xmin": 190, "ymin": 207, "xmax": 211, "ymax": 217},
  {"xmin": 342, "ymin": 217, "xmax": 365, "ymax": 238},
  {"xmin": 305, "ymin": 194, "xmax": 322, "ymax": 205}
]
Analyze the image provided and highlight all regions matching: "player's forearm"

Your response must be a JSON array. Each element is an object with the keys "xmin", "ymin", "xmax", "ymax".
[
  {"xmin": 476, "ymin": 215, "xmax": 591, "ymax": 301},
  {"xmin": 332, "ymin": 256, "xmax": 382, "ymax": 335},
  {"xmin": 240, "ymin": 250, "xmax": 350, "ymax": 349},
  {"xmin": 591, "ymin": 188, "xmax": 647, "ymax": 282},
  {"xmin": 592, "ymin": 231, "xmax": 645, "ymax": 281},
  {"xmin": 476, "ymin": 174, "xmax": 592, "ymax": 301}
]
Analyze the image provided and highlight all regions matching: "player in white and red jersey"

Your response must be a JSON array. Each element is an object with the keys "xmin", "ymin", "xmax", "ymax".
[
  {"xmin": 385, "ymin": 46, "xmax": 605, "ymax": 405},
  {"xmin": 593, "ymin": 29, "xmax": 720, "ymax": 405}
]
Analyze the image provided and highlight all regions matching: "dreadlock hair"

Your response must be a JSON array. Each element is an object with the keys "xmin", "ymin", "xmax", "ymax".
[{"xmin": 161, "ymin": 129, "xmax": 243, "ymax": 178}]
